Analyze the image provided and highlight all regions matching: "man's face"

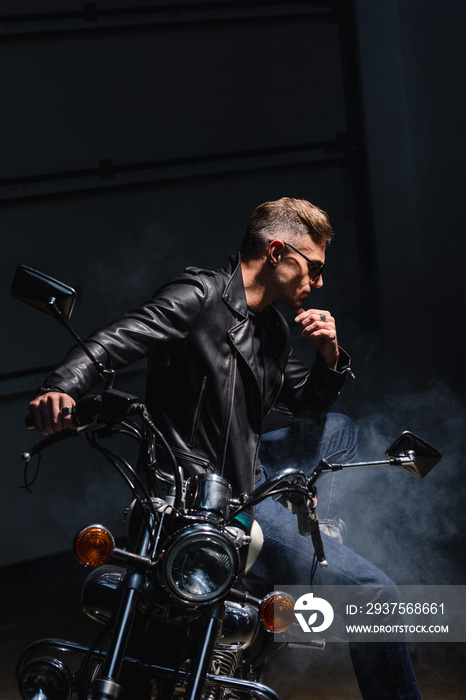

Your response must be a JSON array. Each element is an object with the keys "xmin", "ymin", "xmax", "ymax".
[{"xmin": 271, "ymin": 235, "xmax": 326, "ymax": 309}]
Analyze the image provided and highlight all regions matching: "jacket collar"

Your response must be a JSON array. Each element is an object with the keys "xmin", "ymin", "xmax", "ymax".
[{"xmin": 222, "ymin": 252, "xmax": 248, "ymax": 321}]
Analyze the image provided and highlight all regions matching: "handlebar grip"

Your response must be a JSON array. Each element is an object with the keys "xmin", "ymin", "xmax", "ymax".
[
  {"xmin": 25, "ymin": 405, "xmax": 73, "ymax": 430},
  {"xmin": 296, "ymin": 508, "xmax": 313, "ymax": 536},
  {"xmin": 295, "ymin": 506, "xmax": 328, "ymax": 568},
  {"xmin": 309, "ymin": 519, "xmax": 328, "ymax": 569},
  {"xmin": 25, "ymin": 414, "xmax": 36, "ymax": 430}
]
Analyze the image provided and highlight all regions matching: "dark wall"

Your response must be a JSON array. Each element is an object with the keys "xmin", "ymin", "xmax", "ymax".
[
  {"xmin": 1, "ymin": 0, "xmax": 465, "ymax": 585},
  {"xmin": 345, "ymin": 0, "xmax": 466, "ymax": 586},
  {"xmin": 1, "ymin": 2, "xmax": 364, "ymax": 565},
  {"xmin": 356, "ymin": 0, "xmax": 466, "ymax": 397}
]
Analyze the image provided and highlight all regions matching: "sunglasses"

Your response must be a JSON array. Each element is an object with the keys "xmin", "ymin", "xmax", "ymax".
[{"xmin": 280, "ymin": 241, "xmax": 325, "ymax": 282}]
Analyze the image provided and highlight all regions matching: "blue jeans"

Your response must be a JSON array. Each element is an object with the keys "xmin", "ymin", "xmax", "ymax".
[
  {"xmin": 258, "ymin": 412, "xmax": 358, "ymax": 536},
  {"xmin": 253, "ymin": 413, "xmax": 422, "ymax": 700}
]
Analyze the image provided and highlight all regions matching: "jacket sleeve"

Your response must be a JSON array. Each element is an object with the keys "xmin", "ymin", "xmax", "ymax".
[
  {"xmin": 263, "ymin": 347, "xmax": 353, "ymax": 432},
  {"xmin": 300, "ymin": 346, "xmax": 352, "ymax": 410},
  {"xmin": 39, "ymin": 275, "xmax": 207, "ymax": 400}
]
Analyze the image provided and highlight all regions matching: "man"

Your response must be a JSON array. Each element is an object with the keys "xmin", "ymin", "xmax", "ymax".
[{"xmin": 29, "ymin": 197, "xmax": 421, "ymax": 699}]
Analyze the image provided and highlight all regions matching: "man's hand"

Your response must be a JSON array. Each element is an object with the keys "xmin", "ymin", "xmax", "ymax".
[
  {"xmin": 294, "ymin": 307, "xmax": 339, "ymax": 370},
  {"xmin": 29, "ymin": 392, "xmax": 76, "ymax": 436}
]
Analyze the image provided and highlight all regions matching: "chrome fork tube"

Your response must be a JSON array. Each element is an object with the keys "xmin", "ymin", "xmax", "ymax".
[
  {"xmin": 185, "ymin": 601, "xmax": 224, "ymax": 700},
  {"xmin": 91, "ymin": 526, "xmax": 151, "ymax": 700}
]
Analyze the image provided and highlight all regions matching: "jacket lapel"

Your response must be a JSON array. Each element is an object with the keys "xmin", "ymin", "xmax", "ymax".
[
  {"xmin": 223, "ymin": 257, "xmax": 258, "ymax": 377},
  {"xmin": 222, "ymin": 255, "xmax": 291, "ymax": 412}
]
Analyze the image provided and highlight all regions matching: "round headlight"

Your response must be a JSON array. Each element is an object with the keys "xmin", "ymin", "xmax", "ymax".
[{"xmin": 161, "ymin": 524, "xmax": 239, "ymax": 605}]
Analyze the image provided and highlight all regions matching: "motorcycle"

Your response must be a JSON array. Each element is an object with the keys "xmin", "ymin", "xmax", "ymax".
[{"xmin": 11, "ymin": 265, "xmax": 442, "ymax": 700}]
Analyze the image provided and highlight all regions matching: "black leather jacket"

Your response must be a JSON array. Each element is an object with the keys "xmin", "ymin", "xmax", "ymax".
[{"xmin": 42, "ymin": 253, "xmax": 351, "ymax": 496}]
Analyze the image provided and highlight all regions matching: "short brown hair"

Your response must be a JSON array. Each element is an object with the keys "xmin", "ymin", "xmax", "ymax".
[{"xmin": 240, "ymin": 197, "xmax": 334, "ymax": 260}]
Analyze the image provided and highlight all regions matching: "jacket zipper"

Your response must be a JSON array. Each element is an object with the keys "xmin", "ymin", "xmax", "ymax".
[
  {"xmin": 187, "ymin": 375, "xmax": 207, "ymax": 446},
  {"xmin": 265, "ymin": 358, "xmax": 285, "ymax": 416},
  {"xmin": 219, "ymin": 352, "xmax": 237, "ymax": 476}
]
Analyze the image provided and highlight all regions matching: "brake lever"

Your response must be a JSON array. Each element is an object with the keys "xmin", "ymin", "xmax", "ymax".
[{"xmin": 21, "ymin": 428, "xmax": 78, "ymax": 461}]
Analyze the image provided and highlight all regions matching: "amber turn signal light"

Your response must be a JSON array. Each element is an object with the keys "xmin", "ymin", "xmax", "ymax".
[
  {"xmin": 259, "ymin": 591, "xmax": 295, "ymax": 632},
  {"xmin": 74, "ymin": 524, "xmax": 115, "ymax": 566}
]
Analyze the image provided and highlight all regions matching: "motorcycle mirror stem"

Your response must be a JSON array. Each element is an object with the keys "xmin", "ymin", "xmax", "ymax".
[
  {"xmin": 10, "ymin": 265, "xmax": 114, "ymax": 390},
  {"xmin": 308, "ymin": 428, "xmax": 442, "ymax": 484},
  {"xmin": 307, "ymin": 454, "xmax": 416, "ymax": 487},
  {"xmin": 46, "ymin": 295, "xmax": 115, "ymax": 389}
]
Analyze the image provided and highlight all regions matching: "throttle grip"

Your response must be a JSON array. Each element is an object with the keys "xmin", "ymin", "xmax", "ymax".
[
  {"xmin": 25, "ymin": 404, "xmax": 73, "ymax": 430},
  {"xmin": 25, "ymin": 414, "xmax": 36, "ymax": 430},
  {"xmin": 309, "ymin": 519, "xmax": 328, "ymax": 568}
]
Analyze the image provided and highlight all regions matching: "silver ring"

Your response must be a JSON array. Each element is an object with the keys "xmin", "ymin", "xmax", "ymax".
[{"xmin": 320, "ymin": 313, "xmax": 327, "ymax": 322}]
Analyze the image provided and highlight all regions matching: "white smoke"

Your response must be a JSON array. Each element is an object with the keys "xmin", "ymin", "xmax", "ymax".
[{"xmin": 341, "ymin": 380, "xmax": 466, "ymax": 585}]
